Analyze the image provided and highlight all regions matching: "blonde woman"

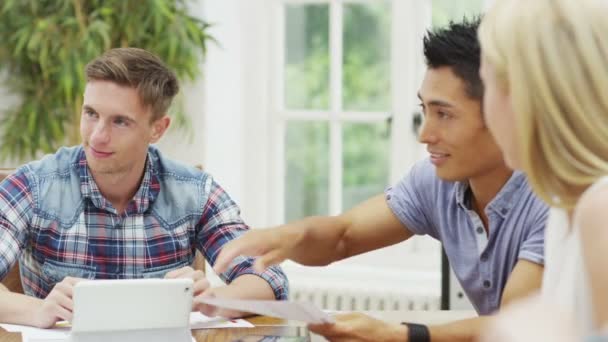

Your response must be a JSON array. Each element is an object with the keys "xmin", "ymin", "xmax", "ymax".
[{"xmin": 478, "ymin": 0, "xmax": 608, "ymax": 338}]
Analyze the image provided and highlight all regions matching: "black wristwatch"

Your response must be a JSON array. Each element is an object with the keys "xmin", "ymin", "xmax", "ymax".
[{"xmin": 401, "ymin": 322, "xmax": 430, "ymax": 342}]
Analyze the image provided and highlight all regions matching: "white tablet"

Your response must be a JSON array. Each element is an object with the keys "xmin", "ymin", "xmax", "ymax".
[{"xmin": 71, "ymin": 278, "xmax": 193, "ymax": 333}]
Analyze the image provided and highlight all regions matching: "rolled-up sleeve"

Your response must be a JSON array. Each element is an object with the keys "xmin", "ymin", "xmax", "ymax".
[
  {"xmin": 196, "ymin": 177, "xmax": 289, "ymax": 300},
  {"xmin": 0, "ymin": 168, "xmax": 34, "ymax": 280},
  {"xmin": 385, "ymin": 159, "xmax": 439, "ymax": 238},
  {"xmin": 518, "ymin": 202, "xmax": 548, "ymax": 266}
]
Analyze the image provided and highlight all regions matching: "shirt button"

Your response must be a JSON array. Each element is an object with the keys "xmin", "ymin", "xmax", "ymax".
[
  {"xmin": 483, "ymin": 280, "xmax": 492, "ymax": 288},
  {"xmin": 501, "ymin": 208, "xmax": 508, "ymax": 215},
  {"xmin": 386, "ymin": 194, "xmax": 392, "ymax": 200},
  {"xmin": 476, "ymin": 226, "xmax": 484, "ymax": 234}
]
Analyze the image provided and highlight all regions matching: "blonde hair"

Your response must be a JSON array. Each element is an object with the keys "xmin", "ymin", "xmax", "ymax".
[{"xmin": 479, "ymin": 0, "xmax": 608, "ymax": 209}]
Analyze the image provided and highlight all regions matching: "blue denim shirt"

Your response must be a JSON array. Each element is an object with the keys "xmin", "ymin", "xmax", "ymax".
[
  {"xmin": 0, "ymin": 145, "xmax": 288, "ymax": 299},
  {"xmin": 386, "ymin": 159, "xmax": 548, "ymax": 314}
]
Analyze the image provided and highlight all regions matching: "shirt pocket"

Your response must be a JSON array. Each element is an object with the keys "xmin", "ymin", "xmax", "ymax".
[
  {"xmin": 41, "ymin": 259, "xmax": 96, "ymax": 285},
  {"xmin": 141, "ymin": 260, "xmax": 190, "ymax": 279}
]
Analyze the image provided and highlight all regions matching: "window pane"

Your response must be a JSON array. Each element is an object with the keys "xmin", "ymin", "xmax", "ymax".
[
  {"xmin": 342, "ymin": 122, "xmax": 390, "ymax": 211},
  {"xmin": 285, "ymin": 5, "xmax": 329, "ymax": 110},
  {"xmin": 285, "ymin": 121, "xmax": 329, "ymax": 221},
  {"xmin": 343, "ymin": 2, "xmax": 391, "ymax": 111},
  {"xmin": 432, "ymin": 0, "xmax": 483, "ymax": 27}
]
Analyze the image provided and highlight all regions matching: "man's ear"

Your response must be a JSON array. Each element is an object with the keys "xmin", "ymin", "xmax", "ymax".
[{"xmin": 150, "ymin": 115, "xmax": 171, "ymax": 143}]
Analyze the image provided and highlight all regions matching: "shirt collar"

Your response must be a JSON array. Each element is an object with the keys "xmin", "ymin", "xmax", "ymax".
[
  {"xmin": 455, "ymin": 171, "xmax": 526, "ymax": 218},
  {"xmin": 79, "ymin": 147, "xmax": 160, "ymax": 214}
]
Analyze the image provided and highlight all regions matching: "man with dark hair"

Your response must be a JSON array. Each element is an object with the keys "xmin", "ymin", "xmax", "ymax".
[
  {"xmin": 0, "ymin": 48, "xmax": 288, "ymax": 328},
  {"xmin": 214, "ymin": 19, "xmax": 548, "ymax": 341}
]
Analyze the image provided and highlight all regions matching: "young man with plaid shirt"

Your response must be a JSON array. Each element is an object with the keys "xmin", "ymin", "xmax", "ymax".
[{"xmin": 0, "ymin": 48, "xmax": 288, "ymax": 328}]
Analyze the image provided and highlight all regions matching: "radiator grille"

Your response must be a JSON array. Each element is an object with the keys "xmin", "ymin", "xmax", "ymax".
[{"xmin": 290, "ymin": 284, "xmax": 440, "ymax": 311}]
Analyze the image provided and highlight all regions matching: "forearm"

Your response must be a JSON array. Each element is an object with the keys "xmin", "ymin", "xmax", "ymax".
[
  {"xmin": 282, "ymin": 216, "xmax": 349, "ymax": 266},
  {"xmin": 427, "ymin": 316, "xmax": 489, "ymax": 342},
  {"xmin": 210, "ymin": 274, "xmax": 276, "ymax": 317},
  {"xmin": 0, "ymin": 288, "xmax": 43, "ymax": 326}
]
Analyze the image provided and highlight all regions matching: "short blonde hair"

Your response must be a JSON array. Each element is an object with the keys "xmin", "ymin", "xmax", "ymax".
[{"xmin": 479, "ymin": 0, "xmax": 608, "ymax": 209}]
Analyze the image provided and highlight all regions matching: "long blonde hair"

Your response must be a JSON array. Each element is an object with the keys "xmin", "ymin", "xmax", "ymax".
[{"xmin": 479, "ymin": 0, "xmax": 608, "ymax": 210}]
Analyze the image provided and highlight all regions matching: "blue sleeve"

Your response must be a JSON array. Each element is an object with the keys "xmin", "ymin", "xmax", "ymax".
[
  {"xmin": 384, "ymin": 159, "xmax": 439, "ymax": 238},
  {"xmin": 518, "ymin": 199, "xmax": 548, "ymax": 265}
]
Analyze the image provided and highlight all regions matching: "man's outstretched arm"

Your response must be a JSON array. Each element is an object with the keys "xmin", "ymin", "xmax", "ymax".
[{"xmin": 215, "ymin": 194, "xmax": 414, "ymax": 273}]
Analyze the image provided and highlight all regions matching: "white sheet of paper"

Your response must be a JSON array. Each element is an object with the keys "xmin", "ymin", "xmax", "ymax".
[
  {"xmin": 20, "ymin": 334, "xmax": 197, "ymax": 342},
  {"xmin": 0, "ymin": 323, "xmax": 69, "ymax": 337},
  {"xmin": 22, "ymin": 332, "xmax": 69, "ymax": 342},
  {"xmin": 198, "ymin": 298, "xmax": 334, "ymax": 324},
  {"xmin": 0, "ymin": 311, "xmax": 254, "ymax": 341}
]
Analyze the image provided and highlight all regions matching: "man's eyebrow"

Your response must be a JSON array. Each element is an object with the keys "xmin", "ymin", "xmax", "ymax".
[
  {"xmin": 111, "ymin": 114, "xmax": 136, "ymax": 124},
  {"xmin": 417, "ymin": 93, "xmax": 454, "ymax": 108},
  {"xmin": 427, "ymin": 100, "xmax": 453, "ymax": 108},
  {"xmin": 82, "ymin": 105, "xmax": 97, "ymax": 113},
  {"xmin": 82, "ymin": 106, "xmax": 137, "ymax": 124}
]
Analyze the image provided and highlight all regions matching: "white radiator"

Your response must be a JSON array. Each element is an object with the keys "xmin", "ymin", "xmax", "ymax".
[
  {"xmin": 203, "ymin": 238, "xmax": 444, "ymax": 311},
  {"xmin": 289, "ymin": 283, "xmax": 441, "ymax": 311},
  {"xmin": 282, "ymin": 248, "xmax": 442, "ymax": 312}
]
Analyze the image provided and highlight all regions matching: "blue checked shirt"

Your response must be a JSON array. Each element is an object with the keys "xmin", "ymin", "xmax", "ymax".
[{"xmin": 0, "ymin": 146, "xmax": 288, "ymax": 299}]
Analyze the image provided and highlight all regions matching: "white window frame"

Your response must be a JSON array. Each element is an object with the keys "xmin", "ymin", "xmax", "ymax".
[
  {"xmin": 268, "ymin": 0, "xmax": 427, "ymax": 225},
  {"xmin": 200, "ymin": 0, "xmax": 491, "ymax": 294}
]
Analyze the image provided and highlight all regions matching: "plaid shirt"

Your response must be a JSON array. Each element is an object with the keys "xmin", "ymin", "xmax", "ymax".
[{"xmin": 0, "ymin": 146, "xmax": 288, "ymax": 299}]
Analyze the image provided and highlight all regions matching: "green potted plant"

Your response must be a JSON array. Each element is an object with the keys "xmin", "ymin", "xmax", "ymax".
[{"xmin": 0, "ymin": 0, "xmax": 213, "ymax": 161}]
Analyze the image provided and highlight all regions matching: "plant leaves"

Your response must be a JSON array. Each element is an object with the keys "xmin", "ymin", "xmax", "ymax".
[{"xmin": 0, "ymin": 0, "xmax": 214, "ymax": 161}]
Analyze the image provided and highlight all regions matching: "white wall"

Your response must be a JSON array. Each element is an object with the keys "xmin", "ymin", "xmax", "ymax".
[
  {"xmin": 198, "ymin": 0, "xmax": 273, "ymax": 227},
  {"xmin": 155, "ymin": 78, "xmax": 206, "ymax": 168}
]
